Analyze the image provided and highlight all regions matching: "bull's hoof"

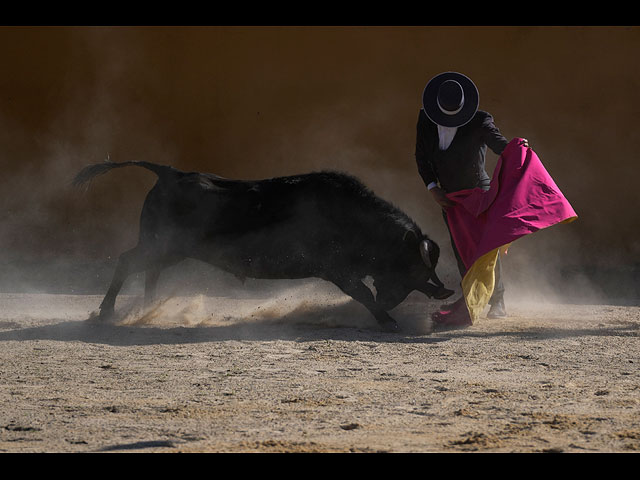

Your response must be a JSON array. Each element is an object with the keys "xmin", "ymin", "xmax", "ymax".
[
  {"xmin": 379, "ymin": 319, "xmax": 399, "ymax": 333},
  {"xmin": 98, "ymin": 306, "xmax": 115, "ymax": 322}
]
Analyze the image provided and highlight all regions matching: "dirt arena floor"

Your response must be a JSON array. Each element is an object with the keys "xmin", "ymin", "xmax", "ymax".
[{"xmin": 1, "ymin": 281, "xmax": 639, "ymax": 453}]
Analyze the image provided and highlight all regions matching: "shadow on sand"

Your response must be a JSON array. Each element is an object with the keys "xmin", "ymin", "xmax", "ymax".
[
  {"xmin": 0, "ymin": 318, "xmax": 454, "ymax": 346},
  {"xmin": 0, "ymin": 297, "xmax": 452, "ymax": 346},
  {"xmin": 0, "ymin": 307, "xmax": 637, "ymax": 348}
]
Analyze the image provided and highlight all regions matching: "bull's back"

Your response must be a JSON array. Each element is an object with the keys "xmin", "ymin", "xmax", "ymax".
[
  {"xmin": 139, "ymin": 171, "xmax": 328, "ymax": 238},
  {"xmin": 139, "ymin": 169, "xmax": 413, "ymax": 254}
]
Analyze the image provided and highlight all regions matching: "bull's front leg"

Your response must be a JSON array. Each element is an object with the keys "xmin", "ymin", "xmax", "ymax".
[{"xmin": 331, "ymin": 276, "xmax": 399, "ymax": 332}]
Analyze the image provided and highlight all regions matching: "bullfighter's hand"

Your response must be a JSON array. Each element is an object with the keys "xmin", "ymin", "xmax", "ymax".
[
  {"xmin": 519, "ymin": 138, "xmax": 529, "ymax": 148},
  {"xmin": 430, "ymin": 186, "xmax": 456, "ymax": 208}
]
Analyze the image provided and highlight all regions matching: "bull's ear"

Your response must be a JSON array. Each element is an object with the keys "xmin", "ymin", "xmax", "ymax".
[
  {"xmin": 420, "ymin": 239, "xmax": 432, "ymax": 268},
  {"xmin": 403, "ymin": 229, "xmax": 418, "ymax": 246}
]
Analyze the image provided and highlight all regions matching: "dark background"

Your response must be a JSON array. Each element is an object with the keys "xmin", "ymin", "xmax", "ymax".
[{"xmin": 0, "ymin": 26, "xmax": 638, "ymax": 303}]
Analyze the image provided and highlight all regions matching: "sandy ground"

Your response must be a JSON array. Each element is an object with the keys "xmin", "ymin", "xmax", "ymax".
[{"xmin": 0, "ymin": 281, "xmax": 639, "ymax": 453}]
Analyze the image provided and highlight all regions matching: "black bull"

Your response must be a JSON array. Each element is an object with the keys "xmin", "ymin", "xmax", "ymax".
[{"xmin": 73, "ymin": 161, "xmax": 454, "ymax": 331}]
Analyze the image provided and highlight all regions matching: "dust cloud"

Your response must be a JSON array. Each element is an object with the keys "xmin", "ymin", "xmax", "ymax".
[
  {"xmin": 76, "ymin": 275, "xmax": 425, "ymax": 337},
  {"xmin": 112, "ymin": 283, "xmax": 373, "ymax": 330}
]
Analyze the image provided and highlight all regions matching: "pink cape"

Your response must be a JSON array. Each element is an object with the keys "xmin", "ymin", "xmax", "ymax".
[{"xmin": 444, "ymin": 138, "xmax": 577, "ymax": 320}]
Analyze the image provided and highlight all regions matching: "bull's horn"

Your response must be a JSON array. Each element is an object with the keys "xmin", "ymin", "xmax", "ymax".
[{"xmin": 420, "ymin": 239, "xmax": 431, "ymax": 268}]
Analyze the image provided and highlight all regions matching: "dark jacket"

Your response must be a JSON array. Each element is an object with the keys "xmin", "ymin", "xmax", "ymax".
[{"xmin": 415, "ymin": 109, "xmax": 509, "ymax": 193}]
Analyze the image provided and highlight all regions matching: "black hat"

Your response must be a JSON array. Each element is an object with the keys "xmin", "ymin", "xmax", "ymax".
[{"xmin": 422, "ymin": 72, "xmax": 479, "ymax": 128}]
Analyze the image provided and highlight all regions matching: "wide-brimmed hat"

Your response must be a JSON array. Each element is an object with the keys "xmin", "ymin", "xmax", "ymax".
[{"xmin": 422, "ymin": 72, "xmax": 479, "ymax": 128}]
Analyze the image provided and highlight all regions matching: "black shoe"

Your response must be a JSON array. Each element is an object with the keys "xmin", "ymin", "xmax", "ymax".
[{"xmin": 487, "ymin": 300, "xmax": 507, "ymax": 319}]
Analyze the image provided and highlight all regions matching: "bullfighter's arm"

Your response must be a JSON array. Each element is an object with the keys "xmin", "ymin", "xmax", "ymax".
[
  {"xmin": 415, "ymin": 111, "xmax": 438, "ymax": 189},
  {"xmin": 481, "ymin": 113, "xmax": 510, "ymax": 155}
]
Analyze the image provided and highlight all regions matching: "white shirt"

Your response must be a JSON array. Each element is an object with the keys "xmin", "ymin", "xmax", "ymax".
[
  {"xmin": 437, "ymin": 124, "xmax": 458, "ymax": 150},
  {"xmin": 427, "ymin": 125, "xmax": 458, "ymax": 190}
]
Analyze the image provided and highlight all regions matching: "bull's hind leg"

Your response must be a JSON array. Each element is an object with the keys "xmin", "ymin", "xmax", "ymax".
[
  {"xmin": 331, "ymin": 276, "xmax": 399, "ymax": 332},
  {"xmin": 144, "ymin": 255, "xmax": 185, "ymax": 308},
  {"xmin": 144, "ymin": 266, "xmax": 162, "ymax": 308},
  {"xmin": 99, "ymin": 246, "xmax": 162, "ymax": 320}
]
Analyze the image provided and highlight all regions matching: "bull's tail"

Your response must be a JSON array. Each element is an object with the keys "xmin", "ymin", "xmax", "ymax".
[{"xmin": 72, "ymin": 160, "xmax": 177, "ymax": 189}]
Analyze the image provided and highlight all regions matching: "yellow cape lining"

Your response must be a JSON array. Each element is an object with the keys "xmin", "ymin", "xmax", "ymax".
[
  {"xmin": 461, "ymin": 247, "xmax": 501, "ymax": 323},
  {"xmin": 460, "ymin": 215, "xmax": 577, "ymax": 322}
]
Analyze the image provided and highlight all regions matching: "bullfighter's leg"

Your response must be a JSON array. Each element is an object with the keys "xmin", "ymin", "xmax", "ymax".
[
  {"xmin": 487, "ymin": 252, "xmax": 506, "ymax": 318},
  {"xmin": 332, "ymin": 276, "xmax": 399, "ymax": 332},
  {"xmin": 440, "ymin": 209, "xmax": 471, "ymax": 311}
]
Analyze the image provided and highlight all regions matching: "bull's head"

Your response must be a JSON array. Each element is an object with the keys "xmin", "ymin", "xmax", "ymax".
[
  {"xmin": 419, "ymin": 237, "xmax": 443, "ymax": 285},
  {"xmin": 374, "ymin": 229, "xmax": 453, "ymax": 310},
  {"xmin": 415, "ymin": 233, "xmax": 454, "ymax": 300}
]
